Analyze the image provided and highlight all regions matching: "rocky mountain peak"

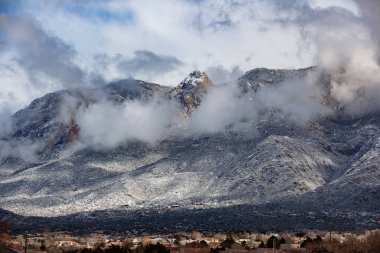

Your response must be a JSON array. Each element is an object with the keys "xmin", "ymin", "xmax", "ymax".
[
  {"xmin": 182, "ymin": 71, "xmax": 209, "ymax": 87},
  {"xmin": 170, "ymin": 70, "xmax": 213, "ymax": 115}
]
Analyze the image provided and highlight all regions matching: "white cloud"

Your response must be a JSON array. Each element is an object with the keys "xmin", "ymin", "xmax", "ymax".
[
  {"xmin": 75, "ymin": 96, "xmax": 181, "ymax": 148},
  {"xmin": 187, "ymin": 84, "xmax": 251, "ymax": 134},
  {"xmin": 17, "ymin": 0, "xmax": 313, "ymax": 78}
]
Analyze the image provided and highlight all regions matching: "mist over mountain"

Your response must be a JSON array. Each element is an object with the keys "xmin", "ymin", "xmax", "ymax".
[{"xmin": 0, "ymin": 65, "xmax": 380, "ymax": 233}]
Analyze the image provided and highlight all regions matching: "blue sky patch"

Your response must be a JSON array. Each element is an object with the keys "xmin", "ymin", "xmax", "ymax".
[
  {"xmin": 0, "ymin": 0, "xmax": 22, "ymax": 15},
  {"xmin": 64, "ymin": 3, "xmax": 134, "ymax": 24}
]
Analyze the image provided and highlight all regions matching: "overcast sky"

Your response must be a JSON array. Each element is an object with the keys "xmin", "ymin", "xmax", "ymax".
[{"xmin": 0, "ymin": 0, "xmax": 362, "ymax": 113}]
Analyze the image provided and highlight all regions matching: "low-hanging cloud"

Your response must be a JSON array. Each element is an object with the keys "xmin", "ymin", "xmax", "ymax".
[
  {"xmin": 187, "ymin": 84, "xmax": 251, "ymax": 134},
  {"xmin": 0, "ymin": 140, "xmax": 40, "ymax": 163},
  {"xmin": 0, "ymin": 108, "xmax": 42, "ymax": 162},
  {"xmin": 254, "ymin": 73, "xmax": 331, "ymax": 123},
  {"xmin": 75, "ymin": 96, "xmax": 182, "ymax": 149},
  {"xmin": 187, "ymin": 70, "xmax": 330, "ymax": 136},
  {"xmin": 65, "ymin": 74, "xmax": 329, "ymax": 151},
  {"xmin": 0, "ymin": 109, "xmax": 13, "ymax": 137},
  {"xmin": 117, "ymin": 50, "xmax": 183, "ymax": 78},
  {"xmin": 205, "ymin": 65, "xmax": 243, "ymax": 85},
  {"xmin": 93, "ymin": 50, "xmax": 183, "ymax": 85}
]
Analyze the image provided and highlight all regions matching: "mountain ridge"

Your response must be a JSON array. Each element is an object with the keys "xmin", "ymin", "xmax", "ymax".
[{"xmin": 0, "ymin": 67, "xmax": 379, "ymax": 232}]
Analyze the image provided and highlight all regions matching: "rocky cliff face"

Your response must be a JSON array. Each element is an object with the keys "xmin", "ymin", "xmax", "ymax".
[
  {"xmin": 170, "ymin": 71, "xmax": 213, "ymax": 116},
  {"xmin": 238, "ymin": 67, "xmax": 312, "ymax": 93},
  {"xmin": 0, "ymin": 68, "xmax": 379, "ymax": 231}
]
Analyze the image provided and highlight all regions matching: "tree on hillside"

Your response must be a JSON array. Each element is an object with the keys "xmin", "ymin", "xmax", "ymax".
[
  {"xmin": 143, "ymin": 243, "xmax": 169, "ymax": 253},
  {"xmin": 267, "ymin": 236, "xmax": 279, "ymax": 249},
  {"xmin": 104, "ymin": 245, "xmax": 132, "ymax": 253},
  {"xmin": 295, "ymin": 232, "xmax": 306, "ymax": 238},
  {"xmin": 313, "ymin": 235, "xmax": 323, "ymax": 243},
  {"xmin": 220, "ymin": 238, "xmax": 235, "ymax": 249},
  {"xmin": 364, "ymin": 230, "xmax": 380, "ymax": 253},
  {"xmin": 187, "ymin": 240, "xmax": 209, "ymax": 248},
  {"xmin": 301, "ymin": 236, "xmax": 313, "ymax": 248},
  {"xmin": 279, "ymin": 237, "xmax": 286, "ymax": 245}
]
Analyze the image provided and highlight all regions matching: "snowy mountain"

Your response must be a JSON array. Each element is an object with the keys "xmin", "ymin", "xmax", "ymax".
[{"xmin": 0, "ymin": 67, "xmax": 380, "ymax": 232}]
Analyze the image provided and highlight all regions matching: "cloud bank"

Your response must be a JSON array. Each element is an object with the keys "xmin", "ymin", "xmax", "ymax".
[{"xmin": 75, "ymin": 97, "xmax": 181, "ymax": 149}]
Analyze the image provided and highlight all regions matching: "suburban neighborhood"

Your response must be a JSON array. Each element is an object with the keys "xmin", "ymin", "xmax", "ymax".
[{"xmin": 1, "ymin": 222, "xmax": 379, "ymax": 253}]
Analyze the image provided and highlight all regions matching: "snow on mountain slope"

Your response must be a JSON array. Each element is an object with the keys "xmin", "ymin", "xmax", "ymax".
[
  {"xmin": 238, "ymin": 67, "xmax": 313, "ymax": 93},
  {"xmin": 0, "ymin": 129, "xmax": 334, "ymax": 216},
  {"xmin": 1, "ymin": 68, "xmax": 380, "ymax": 219}
]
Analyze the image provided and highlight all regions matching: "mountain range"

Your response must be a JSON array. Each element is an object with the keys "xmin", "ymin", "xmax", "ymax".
[{"xmin": 0, "ymin": 67, "xmax": 379, "ymax": 233}]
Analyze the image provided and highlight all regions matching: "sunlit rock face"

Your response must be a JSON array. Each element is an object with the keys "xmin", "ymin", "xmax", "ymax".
[{"xmin": 170, "ymin": 71, "xmax": 213, "ymax": 116}]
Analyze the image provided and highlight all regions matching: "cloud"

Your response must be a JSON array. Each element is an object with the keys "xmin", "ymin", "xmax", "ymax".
[
  {"xmin": 355, "ymin": 0, "xmax": 380, "ymax": 63},
  {"xmin": 205, "ymin": 65, "xmax": 243, "ymax": 85},
  {"xmin": 0, "ymin": 0, "xmax": 340, "ymax": 113},
  {"xmin": 92, "ymin": 50, "xmax": 184, "ymax": 86},
  {"xmin": 187, "ymin": 84, "xmax": 251, "ymax": 134},
  {"xmin": 308, "ymin": 1, "xmax": 380, "ymax": 113},
  {"xmin": 0, "ymin": 109, "xmax": 13, "ymax": 137},
  {"xmin": 0, "ymin": 105, "xmax": 41, "ymax": 162},
  {"xmin": 117, "ymin": 50, "xmax": 183, "ymax": 79},
  {"xmin": 0, "ymin": 15, "xmax": 85, "ymax": 88},
  {"xmin": 16, "ymin": 0, "xmax": 310, "ymax": 81},
  {"xmin": 75, "ymin": 96, "xmax": 181, "ymax": 148},
  {"xmin": 0, "ymin": 62, "xmax": 38, "ymax": 112},
  {"xmin": 0, "ymin": 12, "xmax": 109, "ymax": 114},
  {"xmin": 254, "ymin": 72, "xmax": 331, "ymax": 123},
  {"xmin": 192, "ymin": 3, "xmax": 234, "ymax": 32},
  {"xmin": 0, "ymin": 140, "xmax": 40, "ymax": 162},
  {"xmin": 53, "ymin": 65, "xmax": 329, "ymax": 152}
]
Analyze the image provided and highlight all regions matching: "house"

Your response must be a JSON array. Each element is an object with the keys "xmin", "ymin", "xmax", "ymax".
[
  {"xmin": 150, "ymin": 237, "xmax": 165, "ymax": 245},
  {"xmin": 238, "ymin": 239, "xmax": 250, "ymax": 244},
  {"xmin": 179, "ymin": 239, "xmax": 196, "ymax": 246},
  {"xmin": 105, "ymin": 240, "xmax": 124, "ymax": 247}
]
